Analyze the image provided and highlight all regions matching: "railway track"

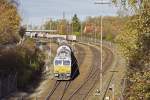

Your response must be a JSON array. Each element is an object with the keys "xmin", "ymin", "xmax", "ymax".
[
  {"xmin": 59, "ymin": 81, "xmax": 71, "ymax": 100},
  {"xmin": 44, "ymin": 43, "xmax": 87, "ymax": 100},
  {"xmin": 84, "ymin": 44, "xmax": 114, "ymax": 100},
  {"xmin": 67, "ymin": 44, "xmax": 112, "ymax": 100},
  {"xmin": 45, "ymin": 81, "xmax": 71, "ymax": 100},
  {"xmin": 45, "ymin": 50, "xmax": 79, "ymax": 100},
  {"xmin": 45, "ymin": 42, "xmax": 114, "ymax": 100},
  {"xmin": 74, "ymin": 43, "xmax": 86, "ymax": 66},
  {"xmin": 45, "ymin": 81, "xmax": 61, "ymax": 100}
]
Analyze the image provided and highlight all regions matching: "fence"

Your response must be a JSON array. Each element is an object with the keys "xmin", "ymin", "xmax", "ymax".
[{"xmin": 0, "ymin": 72, "xmax": 17, "ymax": 99}]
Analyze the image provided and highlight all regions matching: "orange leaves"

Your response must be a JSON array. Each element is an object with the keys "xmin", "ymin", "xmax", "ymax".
[{"xmin": 0, "ymin": 0, "xmax": 20, "ymax": 44}]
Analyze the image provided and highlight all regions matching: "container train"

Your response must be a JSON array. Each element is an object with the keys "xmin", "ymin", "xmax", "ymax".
[{"xmin": 53, "ymin": 44, "xmax": 72, "ymax": 80}]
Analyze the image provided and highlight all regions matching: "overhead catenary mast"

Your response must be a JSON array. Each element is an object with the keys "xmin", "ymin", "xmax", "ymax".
[
  {"xmin": 94, "ymin": 0, "xmax": 111, "ymax": 96},
  {"xmin": 63, "ymin": 11, "xmax": 65, "ymax": 19}
]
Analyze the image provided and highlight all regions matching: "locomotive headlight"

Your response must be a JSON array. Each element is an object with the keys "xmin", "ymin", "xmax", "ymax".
[
  {"xmin": 54, "ymin": 73, "xmax": 59, "ymax": 76},
  {"xmin": 66, "ymin": 73, "xmax": 70, "ymax": 76}
]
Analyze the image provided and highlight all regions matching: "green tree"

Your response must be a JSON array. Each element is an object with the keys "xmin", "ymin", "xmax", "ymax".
[{"xmin": 72, "ymin": 14, "xmax": 81, "ymax": 35}]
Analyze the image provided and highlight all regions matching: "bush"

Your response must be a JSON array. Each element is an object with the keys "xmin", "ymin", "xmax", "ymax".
[
  {"xmin": 0, "ymin": 39, "xmax": 45, "ymax": 89},
  {"xmin": 74, "ymin": 32, "xmax": 80, "ymax": 36},
  {"xmin": 16, "ymin": 39, "xmax": 45, "ymax": 88},
  {"xmin": 125, "ymin": 71, "xmax": 150, "ymax": 100},
  {"xmin": 103, "ymin": 33, "xmax": 115, "ymax": 42}
]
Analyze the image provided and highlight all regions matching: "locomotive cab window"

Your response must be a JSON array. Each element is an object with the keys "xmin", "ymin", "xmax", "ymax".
[
  {"xmin": 58, "ymin": 50, "xmax": 69, "ymax": 57},
  {"xmin": 55, "ymin": 60, "xmax": 62, "ymax": 65},
  {"xmin": 63, "ymin": 60, "xmax": 70, "ymax": 65}
]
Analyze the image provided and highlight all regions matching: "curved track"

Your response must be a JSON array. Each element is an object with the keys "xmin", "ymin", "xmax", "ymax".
[
  {"xmin": 66, "ymin": 44, "xmax": 113, "ymax": 100},
  {"xmin": 45, "ymin": 42, "xmax": 114, "ymax": 100}
]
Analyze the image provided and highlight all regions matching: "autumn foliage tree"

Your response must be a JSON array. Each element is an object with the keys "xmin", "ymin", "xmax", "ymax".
[
  {"xmin": 83, "ymin": 16, "xmax": 127, "ymax": 41},
  {"xmin": 0, "ymin": 0, "xmax": 20, "ymax": 44},
  {"xmin": 0, "ymin": 0, "xmax": 45, "ymax": 89},
  {"xmin": 115, "ymin": 0, "xmax": 150, "ymax": 99}
]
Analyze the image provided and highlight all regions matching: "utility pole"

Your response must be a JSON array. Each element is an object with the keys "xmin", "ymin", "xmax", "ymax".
[
  {"xmin": 63, "ymin": 11, "xmax": 65, "ymax": 19},
  {"xmin": 49, "ymin": 18, "xmax": 52, "ymax": 30},
  {"xmin": 94, "ymin": 18, "xmax": 97, "ymax": 43},
  {"xmin": 94, "ymin": 0, "xmax": 111, "ymax": 97},
  {"xmin": 81, "ymin": 22, "xmax": 83, "ymax": 41}
]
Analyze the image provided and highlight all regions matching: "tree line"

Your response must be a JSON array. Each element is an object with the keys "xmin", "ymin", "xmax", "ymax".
[{"xmin": 43, "ymin": 14, "xmax": 127, "ymax": 41}]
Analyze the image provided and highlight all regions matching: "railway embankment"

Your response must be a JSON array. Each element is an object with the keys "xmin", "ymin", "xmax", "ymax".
[
  {"xmin": 4, "ymin": 38, "xmax": 126, "ymax": 100},
  {"xmin": 77, "ymin": 36, "xmax": 126, "ymax": 99},
  {"xmin": 87, "ymin": 41, "xmax": 126, "ymax": 100}
]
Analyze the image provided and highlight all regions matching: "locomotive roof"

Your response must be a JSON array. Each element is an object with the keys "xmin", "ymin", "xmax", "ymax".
[
  {"xmin": 57, "ymin": 45, "xmax": 72, "ymax": 53},
  {"xmin": 56, "ymin": 50, "xmax": 71, "ymax": 58}
]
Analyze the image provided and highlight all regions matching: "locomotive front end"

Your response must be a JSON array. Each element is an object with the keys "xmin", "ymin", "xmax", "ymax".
[
  {"xmin": 54, "ymin": 59, "xmax": 71, "ymax": 80},
  {"xmin": 53, "ymin": 45, "xmax": 72, "ymax": 80}
]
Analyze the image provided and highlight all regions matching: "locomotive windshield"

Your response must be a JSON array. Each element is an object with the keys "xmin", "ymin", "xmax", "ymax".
[
  {"xmin": 63, "ymin": 60, "xmax": 70, "ymax": 65},
  {"xmin": 58, "ymin": 50, "xmax": 70, "ymax": 57},
  {"xmin": 55, "ymin": 60, "xmax": 62, "ymax": 65}
]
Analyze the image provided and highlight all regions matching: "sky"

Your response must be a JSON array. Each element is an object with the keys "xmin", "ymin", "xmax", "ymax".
[{"xmin": 20, "ymin": 0, "xmax": 119, "ymax": 25}]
